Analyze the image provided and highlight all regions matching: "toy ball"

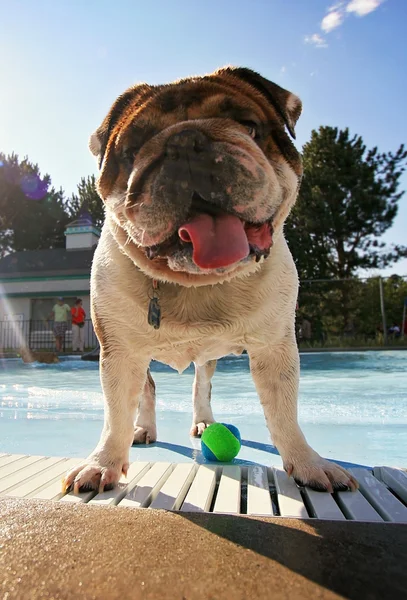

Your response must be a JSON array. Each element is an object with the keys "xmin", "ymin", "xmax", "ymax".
[{"xmin": 201, "ymin": 423, "xmax": 241, "ymax": 462}]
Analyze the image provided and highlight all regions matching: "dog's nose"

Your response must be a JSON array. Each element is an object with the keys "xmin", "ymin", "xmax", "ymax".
[{"xmin": 166, "ymin": 130, "xmax": 209, "ymax": 159}]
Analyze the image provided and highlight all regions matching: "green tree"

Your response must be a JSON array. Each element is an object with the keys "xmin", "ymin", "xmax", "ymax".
[
  {"xmin": 0, "ymin": 152, "xmax": 69, "ymax": 257},
  {"xmin": 286, "ymin": 126, "xmax": 407, "ymax": 328},
  {"xmin": 67, "ymin": 175, "xmax": 104, "ymax": 229}
]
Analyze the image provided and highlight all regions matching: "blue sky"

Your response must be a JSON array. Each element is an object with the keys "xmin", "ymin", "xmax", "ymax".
[{"xmin": 1, "ymin": 0, "xmax": 406, "ymax": 275}]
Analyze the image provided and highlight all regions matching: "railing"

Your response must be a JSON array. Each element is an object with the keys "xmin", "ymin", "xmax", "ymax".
[{"xmin": 0, "ymin": 319, "xmax": 98, "ymax": 352}]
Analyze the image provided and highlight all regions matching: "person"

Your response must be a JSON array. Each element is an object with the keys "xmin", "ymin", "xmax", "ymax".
[
  {"xmin": 71, "ymin": 298, "xmax": 86, "ymax": 353},
  {"xmin": 49, "ymin": 297, "xmax": 71, "ymax": 352},
  {"xmin": 388, "ymin": 323, "xmax": 401, "ymax": 339}
]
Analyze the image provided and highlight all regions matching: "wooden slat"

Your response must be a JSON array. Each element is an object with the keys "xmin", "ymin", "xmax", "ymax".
[
  {"xmin": 32, "ymin": 459, "xmax": 85, "ymax": 500},
  {"xmin": 0, "ymin": 454, "xmax": 25, "ymax": 468},
  {"xmin": 150, "ymin": 463, "xmax": 196, "ymax": 511},
  {"xmin": 4, "ymin": 457, "xmax": 69, "ymax": 498},
  {"xmin": 374, "ymin": 467, "xmax": 407, "ymax": 504},
  {"xmin": 349, "ymin": 468, "xmax": 407, "ymax": 523},
  {"xmin": 213, "ymin": 466, "xmax": 241, "ymax": 514},
  {"xmin": 181, "ymin": 465, "xmax": 218, "ymax": 513},
  {"xmin": 60, "ymin": 488, "xmax": 97, "ymax": 504},
  {"xmin": 335, "ymin": 489, "xmax": 383, "ymax": 522},
  {"xmin": 274, "ymin": 469, "xmax": 308, "ymax": 518},
  {"xmin": 89, "ymin": 462, "xmax": 151, "ymax": 506},
  {"xmin": 0, "ymin": 454, "xmax": 42, "ymax": 477},
  {"xmin": 26, "ymin": 458, "xmax": 81, "ymax": 499},
  {"xmin": 0, "ymin": 454, "xmax": 405, "ymax": 521},
  {"xmin": 303, "ymin": 488, "xmax": 346, "ymax": 520},
  {"xmin": 119, "ymin": 462, "xmax": 173, "ymax": 508},
  {"xmin": 246, "ymin": 465, "xmax": 273, "ymax": 516},
  {"xmin": 0, "ymin": 456, "xmax": 58, "ymax": 494}
]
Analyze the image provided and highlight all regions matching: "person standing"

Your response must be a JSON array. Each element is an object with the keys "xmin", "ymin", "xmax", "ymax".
[
  {"xmin": 71, "ymin": 298, "xmax": 86, "ymax": 353},
  {"xmin": 49, "ymin": 297, "xmax": 71, "ymax": 352}
]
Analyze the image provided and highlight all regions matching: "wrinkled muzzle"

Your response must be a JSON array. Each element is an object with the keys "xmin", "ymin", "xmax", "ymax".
[{"xmin": 124, "ymin": 126, "xmax": 278, "ymax": 270}]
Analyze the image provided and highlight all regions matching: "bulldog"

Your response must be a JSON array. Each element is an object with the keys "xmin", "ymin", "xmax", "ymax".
[{"xmin": 64, "ymin": 67, "xmax": 357, "ymax": 494}]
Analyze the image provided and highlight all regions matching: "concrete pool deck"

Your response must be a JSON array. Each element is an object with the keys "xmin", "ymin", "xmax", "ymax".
[{"xmin": 1, "ymin": 497, "xmax": 407, "ymax": 600}]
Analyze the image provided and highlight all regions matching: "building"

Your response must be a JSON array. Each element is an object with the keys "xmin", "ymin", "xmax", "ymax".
[{"xmin": 0, "ymin": 213, "xmax": 99, "ymax": 351}]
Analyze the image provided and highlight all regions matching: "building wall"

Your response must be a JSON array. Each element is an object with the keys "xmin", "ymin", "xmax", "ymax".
[
  {"xmin": 0, "ymin": 294, "xmax": 91, "ymax": 322},
  {"xmin": 0, "ymin": 277, "xmax": 90, "ymax": 296},
  {"xmin": 0, "ymin": 274, "xmax": 91, "ymax": 323},
  {"xmin": 81, "ymin": 295, "xmax": 91, "ymax": 319},
  {"xmin": 66, "ymin": 232, "xmax": 99, "ymax": 250},
  {"xmin": 0, "ymin": 297, "xmax": 31, "ymax": 320}
]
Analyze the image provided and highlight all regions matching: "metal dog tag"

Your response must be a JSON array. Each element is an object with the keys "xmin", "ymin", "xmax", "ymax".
[{"xmin": 148, "ymin": 297, "xmax": 161, "ymax": 329}]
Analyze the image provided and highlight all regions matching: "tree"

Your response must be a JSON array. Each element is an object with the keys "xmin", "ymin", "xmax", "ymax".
[
  {"xmin": 0, "ymin": 153, "xmax": 69, "ymax": 257},
  {"xmin": 286, "ymin": 126, "xmax": 407, "ymax": 328},
  {"xmin": 287, "ymin": 127, "xmax": 407, "ymax": 278},
  {"xmin": 67, "ymin": 175, "xmax": 104, "ymax": 230}
]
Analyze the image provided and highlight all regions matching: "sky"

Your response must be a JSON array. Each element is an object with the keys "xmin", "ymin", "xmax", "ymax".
[{"xmin": 1, "ymin": 0, "xmax": 406, "ymax": 276}]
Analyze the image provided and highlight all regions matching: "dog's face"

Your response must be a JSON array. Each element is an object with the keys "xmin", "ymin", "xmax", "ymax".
[{"xmin": 90, "ymin": 67, "xmax": 302, "ymax": 284}]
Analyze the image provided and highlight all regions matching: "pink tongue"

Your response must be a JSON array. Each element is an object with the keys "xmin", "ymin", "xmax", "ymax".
[{"xmin": 178, "ymin": 213, "xmax": 250, "ymax": 269}]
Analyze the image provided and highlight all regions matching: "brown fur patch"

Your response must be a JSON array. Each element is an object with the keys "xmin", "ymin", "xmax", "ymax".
[
  {"xmin": 20, "ymin": 348, "xmax": 59, "ymax": 364},
  {"xmin": 93, "ymin": 69, "xmax": 302, "ymax": 199}
]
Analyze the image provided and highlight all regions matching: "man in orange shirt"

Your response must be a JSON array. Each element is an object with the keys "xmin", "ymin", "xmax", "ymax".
[{"xmin": 71, "ymin": 298, "xmax": 86, "ymax": 353}]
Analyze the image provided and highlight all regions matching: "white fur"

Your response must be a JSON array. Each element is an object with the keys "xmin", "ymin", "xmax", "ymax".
[
  {"xmin": 89, "ymin": 132, "xmax": 102, "ymax": 161},
  {"xmin": 63, "ymin": 94, "xmax": 357, "ymax": 495},
  {"xmin": 63, "ymin": 220, "xmax": 358, "ymax": 494},
  {"xmin": 286, "ymin": 92, "xmax": 301, "ymax": 116}
]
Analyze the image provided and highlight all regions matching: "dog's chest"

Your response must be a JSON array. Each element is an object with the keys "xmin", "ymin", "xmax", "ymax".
[{"xmin": 151, "ymin": 337, "xmax": 245, "ymax": 373}]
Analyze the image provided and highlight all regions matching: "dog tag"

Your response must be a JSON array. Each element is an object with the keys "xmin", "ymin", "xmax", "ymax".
[{"xmin": 148, "ymin": 297, "xmax": 161, "ymax": 329}]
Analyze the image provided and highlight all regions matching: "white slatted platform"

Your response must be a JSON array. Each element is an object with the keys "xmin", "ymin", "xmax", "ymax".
[{"xmin": 0, "ymin": 454, "xmax": 406, "ymax": 522}]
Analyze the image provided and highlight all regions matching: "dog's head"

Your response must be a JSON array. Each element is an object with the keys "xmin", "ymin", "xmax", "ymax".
[{"xmin": 90, "ymin": 67, "xmax": 302, "ymax": 285}]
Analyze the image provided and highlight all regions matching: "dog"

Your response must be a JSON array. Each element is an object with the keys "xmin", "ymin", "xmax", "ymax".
[
  {"xmin": 20, "ymin": 348, "xmax": 59, "ymax": 364},
  {"xmin": 63, "ymin": 67, "xmax": 358, "ymax": 494}
]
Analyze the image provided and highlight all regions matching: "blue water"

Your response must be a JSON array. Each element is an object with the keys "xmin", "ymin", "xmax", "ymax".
[{"xmin": 0, "ymin": 351, "xmax": 406, "ymax": 468}]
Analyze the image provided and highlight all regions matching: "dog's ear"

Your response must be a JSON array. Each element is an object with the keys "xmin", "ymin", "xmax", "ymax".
[
  {"xmin": 89, "ymin": 84, "xmax": 152, "ymax": 169},
  {"xmin": 220, "ymin": 67, "xmax": 302, "ymax": 139}
]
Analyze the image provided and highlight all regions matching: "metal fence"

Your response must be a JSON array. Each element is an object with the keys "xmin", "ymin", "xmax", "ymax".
[
  {"xmin": 1, "ymin": 275, "xmax": 406, "ymax": 353},
  {"xmin": 0, "ymin": 319, "xmax": 98, "ymax": 352}
]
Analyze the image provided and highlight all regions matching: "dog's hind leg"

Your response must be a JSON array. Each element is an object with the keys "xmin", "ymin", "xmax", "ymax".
[
  {"xmin": 133, "ymin": 368, "xmax": 157, "ymax": 444},
  {"xmin": 190, "ymin": 360, "xmax": 217, "ymax": 437}
]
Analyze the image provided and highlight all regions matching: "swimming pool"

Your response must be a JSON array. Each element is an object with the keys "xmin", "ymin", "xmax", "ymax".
[{"xmin": 0, "ymin": 351, "xmax": 406, "ymax": 468}]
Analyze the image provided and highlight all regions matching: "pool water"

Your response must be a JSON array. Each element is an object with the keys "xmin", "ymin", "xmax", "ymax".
[{"xmin": 0, "ymin": 351, "xmax": 406, "ymax": 468}]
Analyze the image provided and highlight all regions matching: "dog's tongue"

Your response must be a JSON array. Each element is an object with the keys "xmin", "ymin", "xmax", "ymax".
[{"xmin": 178, "ymin": 213, "xmax": 250, "ymax": 269}]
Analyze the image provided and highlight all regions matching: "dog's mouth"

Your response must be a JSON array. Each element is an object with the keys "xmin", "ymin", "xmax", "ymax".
[{"xmin": 144, "ymin": 193, "xmax": 273, "ymax": 269}]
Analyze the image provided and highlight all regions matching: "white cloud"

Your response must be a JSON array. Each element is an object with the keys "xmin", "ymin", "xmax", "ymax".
[
  {"xmin": 304, "ymin": 33, "xmax": 328, "ymax": 48},
  {"xmin": 328, "ymin": 1, "xmax": 345, "ymax": 10},
  {"xmin": 346, "ymin": 0, "xmax": 382, "ymax": 17},
  {"xmin": 321, "ymin": 10, "xmax": 344, "ymax": 32},
  {"xmin": 280, "ymin": 65, "xmax": 286, "ymax": 73},
  {"xmin": 305, "ymin": 0, "xmax": 383, "ymax": 47}
]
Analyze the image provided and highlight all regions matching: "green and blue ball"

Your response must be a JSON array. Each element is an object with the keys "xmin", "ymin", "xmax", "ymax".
[{"xmin": 201, "ymin": 423, "xmax": 241, "ymax": 462}]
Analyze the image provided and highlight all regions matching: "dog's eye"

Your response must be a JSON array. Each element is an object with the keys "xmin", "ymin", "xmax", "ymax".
[
  {"xmin": 122, "ymin": 147, "xmax": 139, "ymax": 165},
  {"xmin": 239, "ymin": 121, "xmax": 259, "ymax": 140}
]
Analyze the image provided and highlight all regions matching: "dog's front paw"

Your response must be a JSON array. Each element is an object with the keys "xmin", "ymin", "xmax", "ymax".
[
  {"xmin": 190, "ymin": 420, "xmax": 215, "ymax": 437},
  {"xmin": 133, "ymin": 424, "xmax": 157, "ymax": 445},
  {"xmin": 62, "ymin": 454, "xmax": 129, "ymax": 494},
  {"xmin": 284, "ymin": 452, "xmax": 358, "ymax": 493}
]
